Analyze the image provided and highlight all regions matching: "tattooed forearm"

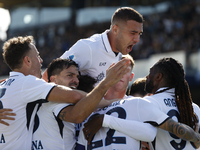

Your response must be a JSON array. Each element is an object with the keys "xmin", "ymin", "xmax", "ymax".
[{"xmin": 159, "ymin": 118, "xmax": 200, "ymax": 143}]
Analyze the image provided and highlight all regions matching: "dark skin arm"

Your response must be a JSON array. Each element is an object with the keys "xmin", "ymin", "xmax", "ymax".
[
  {"xmin": 83, "ymin": 115, "xmax": 200, "ymax": 148},
  {"xmin": 159, "ymin": 118, "xmax": 200, "ymax": 148}
]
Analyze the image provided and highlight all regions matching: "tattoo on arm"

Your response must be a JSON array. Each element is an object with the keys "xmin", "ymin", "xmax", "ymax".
[
  {"xmin": 59, "ymin": 110, "xmax": 67, "ymax": 121},
  {"xmin": 160, "ymin": 118, "xmax": 200, "ymax": 143}
]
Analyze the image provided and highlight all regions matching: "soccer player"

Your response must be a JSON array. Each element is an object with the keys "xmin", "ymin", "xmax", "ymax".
[
  {"xmin": 0, "ymin": 35, "xmax": 130, "ymax": 149},
  {"xmin": 76, "ymin": 55, "xmax": 159, "ymax": 150},
  {"xmin": 43, "ymin": 7, "xmax": 144, "ymax": 84},
  {"xmin": 33, "ymin": 58, "xmax": 102, "ymax": 150},
  {"xmin": 79, "ymin": 57, "xmax": 200, "ymax": 150}
]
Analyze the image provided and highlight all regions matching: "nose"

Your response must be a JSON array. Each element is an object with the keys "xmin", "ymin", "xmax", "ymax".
[
  {"xmin": 73, "ymin": 77, "xmax": 79, "ymax": 84},
  {"xmin": 133, "ymin": 34, "xmax": 140, "ymax": 44}
]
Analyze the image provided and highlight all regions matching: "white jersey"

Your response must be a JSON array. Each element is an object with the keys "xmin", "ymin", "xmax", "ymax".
[
  {"xmin": 32, "ymin": 102, "xmax": 76, "ymax": 150},
  {"xmin": 60, "ymin": 30, "xmax": 122, "ymax": 85},
  {"xmin": 143, "ymin": 88, "xmax": 200, "ymax": 150},
  {"xmin": 77, "ymin": 96, "xmax": 169, "ymax": 150},
  {"xmin": 0, "ymin": 72, "xmax": 55, "ymax": 150}
]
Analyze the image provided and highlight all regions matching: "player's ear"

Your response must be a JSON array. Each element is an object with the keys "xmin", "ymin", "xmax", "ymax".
[
  {"xmin": 156, "ymin": 72, "xmax": 163, "ymax": 81},
  {"xmin": 23, "ymin": 56, "xmax": 31, "ymax": 67},
  {"xmin": 50, "ymin": 75, "xmax": 57, "ymax": 83},
  {"xmin": 112, "ymin": 24, "xmax": 119, "ymax": 35}
]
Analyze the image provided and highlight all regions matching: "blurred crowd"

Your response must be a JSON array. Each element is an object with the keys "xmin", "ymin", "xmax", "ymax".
[{"xmin": 0, "ymin": 0, "xmax": 200, "ymax": 76}]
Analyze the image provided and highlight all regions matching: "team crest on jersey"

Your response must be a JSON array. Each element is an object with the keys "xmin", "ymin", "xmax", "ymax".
[
  {"xmin": 68, "ymin": 55, "xmax": 75, "ymax": 60},
  {"xmin": 96, "ymin": 72, "xmax": 105, "ymax": 82}
]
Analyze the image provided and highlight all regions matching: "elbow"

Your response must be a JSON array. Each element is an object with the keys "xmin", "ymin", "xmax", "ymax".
[{"xmin": 143, "ymin": 129, "xmax": 157, "ymax": 142}]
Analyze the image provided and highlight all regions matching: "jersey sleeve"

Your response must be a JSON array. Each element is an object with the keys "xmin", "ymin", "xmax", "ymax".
[
  {"xmin": 50, "ymin": 102, "xmax": 73, "ymax": 117},
  {"xmin": 60, "ymin": 40, "xmax": 92, "ymax": 71},
  {"xmin": 21, "ymin": 76, "xmax": 56, "ymax": 103},
  {"xmin": 137, "ymin": 98, "xmax": 170, "ymax": 126},
  {"xmin": 102, "ymin": 114, "xmax": 157, "ymax": 142}
]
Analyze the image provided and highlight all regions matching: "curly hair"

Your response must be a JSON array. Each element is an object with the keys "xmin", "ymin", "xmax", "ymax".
[{"xmin": 2, "ymin": 36, "xmax": 34, "ymax": 70}]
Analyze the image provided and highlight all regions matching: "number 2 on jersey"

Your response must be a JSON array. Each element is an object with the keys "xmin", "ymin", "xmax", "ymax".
[{"xmin": 88, "ymin": 107, "xmax": 127, "ymax": 149}]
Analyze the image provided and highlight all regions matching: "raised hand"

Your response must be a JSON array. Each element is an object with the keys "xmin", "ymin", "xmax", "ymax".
[{"xmin": 104, "ymin": 58, "xmax": 130, "ymax": 87}]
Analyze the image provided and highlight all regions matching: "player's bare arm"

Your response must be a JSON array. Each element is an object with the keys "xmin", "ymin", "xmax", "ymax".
[
  {"xmin": 0, "ymin": 108, "xmax": 16, "ymax": 126},
  {"xmin": 83, "ymin": 114, "xmax": 104, "ymax": 144},
  {"xmin": 47, "ymin": 85, "xmax": 87, "ymax": 103},
  {"xmin": 159, "ymin": 118, "xmax": 200, "ymax": 148},
  {"xmin": 58, "ymin": 58, "xmax": 131, "ymax": 123}
]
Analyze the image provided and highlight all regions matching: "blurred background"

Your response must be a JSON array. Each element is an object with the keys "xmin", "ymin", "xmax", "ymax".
[{"xmin": 0, "ymin": 0, "xmax": 200, "ymax": 105}]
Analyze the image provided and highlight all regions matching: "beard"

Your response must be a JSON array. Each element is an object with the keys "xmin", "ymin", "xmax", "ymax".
[{"xmin": 145, "ymin": 79, "xmax": 154, "ymax": 93}]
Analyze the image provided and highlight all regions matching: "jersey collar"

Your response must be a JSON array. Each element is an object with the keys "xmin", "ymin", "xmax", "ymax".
[
  {"xmin": 101, "ymin": 30, "xmax": 113, "ymax": 53},
  {"xmin": 9, "ymin": 71, "xmax": 25, "ymax": 78},
  {"xmin": 156, "ymin": 87, "xmax": 175, "ymax": 93}
]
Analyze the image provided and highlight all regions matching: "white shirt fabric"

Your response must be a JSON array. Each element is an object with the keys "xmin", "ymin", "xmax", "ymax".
[
  {"xmin": 143, "ymin": 88, "xmax": 200, "ymax": 150},
  {"xmin": 0, "ymin": 72, "xmax": 55, "ymax": 150},
  {"xmin": 92, "ymin": 88, "xmax": 200, "ymax": 150},
  {"xmin": 60, "ymin": 30, "xmax": 122, "ymax": 85},
  {"xmin": 32, "ymin": 102, "xmax": 76, "ymax": 150},
  {"xmin": 77, "ymin": 97, "xmax": 168, "ymax": 150}
]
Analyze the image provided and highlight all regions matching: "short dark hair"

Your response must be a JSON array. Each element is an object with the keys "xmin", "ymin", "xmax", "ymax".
[
  {"xmin": 111, "ymin": 7, "xmax": 144, "ymax": 26},
  {"xmin": 129, "ymin": 77, "xmax": 147, "ymax": 97},
  {"xmin": 47, "ymin": 58, "xmax": 79, "ymax": 82},
  {"xmin": 77, "ymin": 75, "xmax": 97, "ymax": 93},
  {"xmin": 2, "ymin": 36, "xmax": 34, "ymax": 70}
]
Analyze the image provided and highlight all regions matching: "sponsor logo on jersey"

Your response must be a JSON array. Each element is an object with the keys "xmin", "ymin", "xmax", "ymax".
[
  {"xmin": 99, "ymin": 62, "xmax": 106, "ymax": 66},
  {"xmin": 96, "ymin": 72, "xmax": 105, "ymax": 82}
]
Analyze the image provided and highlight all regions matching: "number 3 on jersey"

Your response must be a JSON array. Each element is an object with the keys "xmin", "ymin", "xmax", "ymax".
[
  {"xmin": 88, "ymin": 107, "xmax": 127, "ymax": 149},
  {"xmin": 167, "ymin": 109, "xmax": 196, "ymax": 149}
]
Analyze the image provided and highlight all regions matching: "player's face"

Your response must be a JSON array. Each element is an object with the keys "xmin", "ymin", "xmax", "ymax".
[
  {"xmin": 28, "ymin": 44, "xmax": 43, "ymax": 78},
  {"xmin": 145, "ymin": 66, "xmax": 158, "ymax": 94},
  {"xmin": 111, "ymin": 65, "xmax": 133, "ymax": 91},
  {"xmin": 115, "ymin": 20, "xmax": 143, "ymax": 55},
  {"xmin": 54, "ymin": 65, "xmax": 79, "ymax": 89}
]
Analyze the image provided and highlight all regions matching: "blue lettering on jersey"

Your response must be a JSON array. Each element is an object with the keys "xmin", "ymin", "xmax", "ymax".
[
  {"xmin": 0, "ymin": 134, "xmax": 5, "ymax": 143},
  {"xmin": 164, "ymin": 98, "xmax": 176, "ymax": 107},
  {"xmin": 97, "ymin": 100, "xmax": 122, "ymax": 112},
  {"xmin": 32, "ymin": 140, "xmax": 43, "ymax": 149},
  {"xmin": 2, "ymin": 79, "xmax": 15, "ymax": 86}
]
